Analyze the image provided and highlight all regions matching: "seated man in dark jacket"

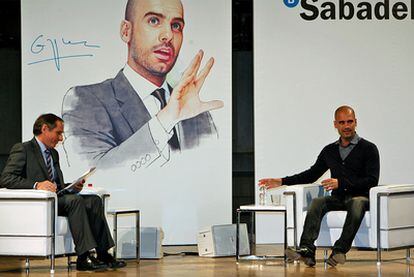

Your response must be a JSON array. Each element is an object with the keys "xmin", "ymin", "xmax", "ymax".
[
  {"xmin": 259, "ymin": 105, "xmax": 380, "ymax": 267},
  {"xmin": 0, "ymin": 113, "xmax": 126, "ymax": 271}
]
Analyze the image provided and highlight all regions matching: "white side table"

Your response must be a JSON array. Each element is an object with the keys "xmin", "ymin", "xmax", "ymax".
[
  {"xmin": 236, "ymin": 205, "xmax": 287, "ymax": 261},
  {"xmin": 107, "ymin": 209, "xmax": 140, "ymax": 262}
]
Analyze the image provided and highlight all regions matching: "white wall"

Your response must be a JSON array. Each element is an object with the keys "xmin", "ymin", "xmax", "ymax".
[{"xmin": 254, "ymin": 0, "xmax": 414, "ymax": 243}]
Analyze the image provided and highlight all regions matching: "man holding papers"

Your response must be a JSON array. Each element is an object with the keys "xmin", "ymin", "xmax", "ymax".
[
  {"xmin": 259, "ymin": 106, "xmax": 380, "ymax": 267},
  {"xmin": 0, "ymin": 114, "xmax": 126, "ymax": 271}
]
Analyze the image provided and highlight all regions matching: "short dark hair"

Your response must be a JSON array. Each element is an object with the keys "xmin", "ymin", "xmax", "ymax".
[
  {"xmin": 125, "ymin": 0, "xmax": 136, "ymax": 22},
  {"xmin": 33, "ymin": 113, "xmax": 64, "ymax": 136}
]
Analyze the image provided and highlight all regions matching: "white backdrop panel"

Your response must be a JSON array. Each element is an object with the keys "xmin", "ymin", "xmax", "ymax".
[
  {"xmin": 254, "ymin": 0, "xmax": 414, "ymax": 243},
  {"xmin": 22, "ymin": 0, "xmax": 232, "ymax": 244}
]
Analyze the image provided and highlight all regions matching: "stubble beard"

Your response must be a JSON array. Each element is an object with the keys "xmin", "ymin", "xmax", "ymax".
[
  {"xmin": 130, "ymin": 40, "xmax": 178, "ymax": 79},
  {"xmin": 341, "ymin": 130, "xmax": 355, "ymax": 141}
]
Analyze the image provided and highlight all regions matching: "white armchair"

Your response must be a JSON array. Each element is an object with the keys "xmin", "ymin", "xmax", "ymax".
[
  {"xmin": 283, "ymin": 184, "xmax": 414, "ymax": 264},
  {"xmin": 0, "ymin": 187, "xmax": 109, "ymax": 273}
]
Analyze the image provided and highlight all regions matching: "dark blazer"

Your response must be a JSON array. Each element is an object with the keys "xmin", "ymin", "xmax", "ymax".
[
  {"xmin": 61, "ymin": 70, "xmax": 218, "ymax": 169},
  {"xmin": 282, "ymin": 138, "xmax": 380, "ymax": 198},
  {"xmin": 0, "ymin": 138, "xmax": 65, "ymax": 190}
]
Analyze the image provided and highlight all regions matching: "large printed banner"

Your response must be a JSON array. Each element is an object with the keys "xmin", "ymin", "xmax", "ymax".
[
  {"xmin": 22, "ymin": 0, "xmax": 232, "ymax": 245},
  {"xmin": 254, "ymin": 0, "xmax": 414, "ymax": 243}
]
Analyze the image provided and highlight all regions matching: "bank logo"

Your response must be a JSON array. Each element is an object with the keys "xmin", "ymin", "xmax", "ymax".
[
  {"xmin": 285, "ymin": 0, "xmax": 413, "ymax": 21},
  {"xmin": 284, "ymin": 0, "xmax": 300, "ymax": 8}
]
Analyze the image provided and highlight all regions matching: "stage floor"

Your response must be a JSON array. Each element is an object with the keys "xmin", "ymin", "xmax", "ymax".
[{"xmin": 0, "ymin": 245, "xmax": 412, "ymax": 276}]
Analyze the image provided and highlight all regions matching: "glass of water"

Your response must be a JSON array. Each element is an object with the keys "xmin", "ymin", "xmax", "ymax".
[
  {"xmin": 270, "ymin": 194, "xmax": 281, "ymax": 206},
  {"xmin": 258, "ymin": 186, "xmax": 267, "ymax": 205}
]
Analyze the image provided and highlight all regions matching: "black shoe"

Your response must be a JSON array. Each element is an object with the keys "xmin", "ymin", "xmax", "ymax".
[
  {"xmin": 97, "ymin": 252, "xmax": 127, "ymax": 269},
  {"xmin": 326, "ymin": 251, "xmax": 346, "ymax": 267},
  {"xmin": 76, "ymin": 256, "xmax": 108, "ymax": 271},
  {"xmin": 88, "ymin": 254, "xmax": 109, "ymax": 267},
  {"xmin": 285, "ymin": 247, "xmax": 316, "ymax": 267}
]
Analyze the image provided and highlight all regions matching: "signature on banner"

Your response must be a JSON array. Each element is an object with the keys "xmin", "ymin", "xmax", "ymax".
[{"xmin": 28, "ymin": 34, "xmax": 101, "ymax": 71}]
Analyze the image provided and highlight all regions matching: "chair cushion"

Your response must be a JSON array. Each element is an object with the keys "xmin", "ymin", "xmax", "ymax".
[{"xmin": 303, "ymin": 211, "xmax": 370, "ymax": 228}]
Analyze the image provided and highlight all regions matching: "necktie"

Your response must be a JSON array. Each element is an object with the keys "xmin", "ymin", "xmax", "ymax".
[
  {"xmin": 44, "ymin": 149, "xmax": 54, "ymax": 181},
  {"xmin": 151, "ymin": 88, "xmax": 180, "ymax": 151}
]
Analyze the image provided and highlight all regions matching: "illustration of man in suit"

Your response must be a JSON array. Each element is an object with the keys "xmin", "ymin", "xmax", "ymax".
[
  {"xmin": 0, "ymin": 114, "xmax": 126, "ymax": 271},
  {"xmin": 62, "ymin": 0, "xmax": 223, "ymax": 170}
]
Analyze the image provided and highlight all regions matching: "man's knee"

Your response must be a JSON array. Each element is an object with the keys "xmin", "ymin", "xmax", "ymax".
[
  {"xmin": 65, "ymin": 194, "xmax": 83, "ymax": 205},
  {"xmin": 307, "ymin": 197, "xmax": 328, "ymax": 215},
  {"xmin": 309, "ymin": 197, "xmax": 327, "ymax": 209},
  {"xmin": 87, "ymin": 194, "xmax": 102, "ymax": 204},
  {"xmin": 350, "ymin": 196, "xmax": 369, "ymax": 211},
  {"xmin": 59, "ymin": 194, "xmax": 85, "ymax": 211},
  {"xmin": 82, "ymin": 195, "xmax": 103, "ymax": 210}
]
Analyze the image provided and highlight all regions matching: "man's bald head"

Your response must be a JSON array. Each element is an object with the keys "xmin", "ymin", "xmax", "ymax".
[
  {"xmin": 125, "ymin": 0, "xmax": 183, "ymax": 23},
  {"xmin": 334, "ymin": 105, "xmax": 355, "ymax": 120},
  {"xmin": 121, "ymin": 0, "xmax": 185, "ymax": 86}
]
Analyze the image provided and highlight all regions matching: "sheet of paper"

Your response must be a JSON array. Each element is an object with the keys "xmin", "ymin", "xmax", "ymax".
[{"xmin": 59, "ymin": 167, "xmax": 96, "ymax": 193}]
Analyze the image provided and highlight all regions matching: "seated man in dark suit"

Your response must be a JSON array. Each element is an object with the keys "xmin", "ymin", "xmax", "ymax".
[{"xmin": 0, "ymin": 113, "xmax": 126, "ymax": 271}]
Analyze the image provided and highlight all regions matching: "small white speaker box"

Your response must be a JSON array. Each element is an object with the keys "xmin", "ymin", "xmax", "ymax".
[
  {"xmin": 197, "ymin": 224, "xmax": 250, "ymax": 257},
  {"xmin": 140, "ymin": 227, "xmax": 164, "ymax": 259}
]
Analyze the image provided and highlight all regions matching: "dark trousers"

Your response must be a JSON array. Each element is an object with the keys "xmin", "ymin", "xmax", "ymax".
[
  {"xmin": 299, "ymin": 195, "xmax": 369, "ymax": 254},
  {"xmin": 58, "ymin": 194, "xmax": 115, "ymax": 255}
]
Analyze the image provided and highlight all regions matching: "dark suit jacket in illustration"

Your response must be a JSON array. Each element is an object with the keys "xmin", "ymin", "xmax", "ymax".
[
  {"xmin": 61, "ymin": 70, "xmax": 218, "ymax": 169},
  {"xmin": 0, "ymin": 138, "xmax": 65, "ymax": 190}
]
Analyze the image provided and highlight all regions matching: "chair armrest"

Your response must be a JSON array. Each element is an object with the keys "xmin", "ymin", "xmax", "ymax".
[
  {"xmin": 0, "ymin": 188, "xmax": 57, "ymax": 236},
  {"xmin": 369, "ymin": 184, "xmax": 414, "ymax": 248},
  {"xmin": 0, "ymin": 188, "xmax": 56, "ymax": 199},
  {"xmin": 369, "ymin": 184, "xmax": 414, "ymax": 198}
]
